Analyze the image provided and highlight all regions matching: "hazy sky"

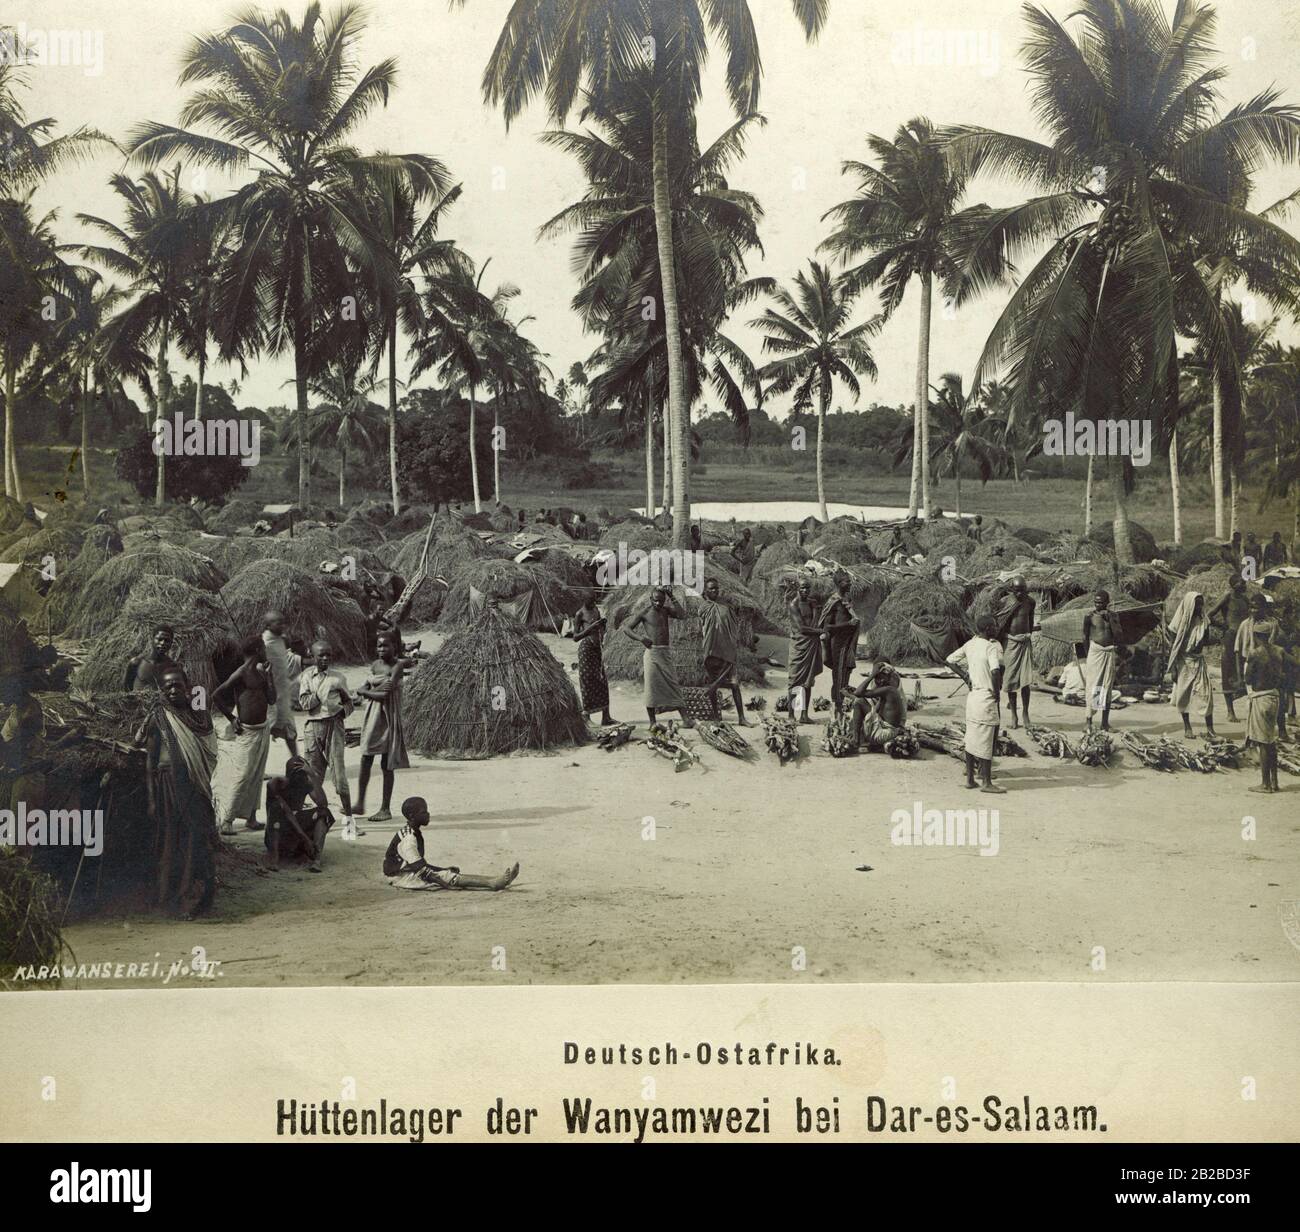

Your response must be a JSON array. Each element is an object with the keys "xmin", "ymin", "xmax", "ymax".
[{"xmin": 18, "ymin": 0, "xmax": 1300, "ymax": 416}]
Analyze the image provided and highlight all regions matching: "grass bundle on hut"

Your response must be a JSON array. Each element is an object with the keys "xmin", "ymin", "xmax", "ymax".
[
  {"xmin": 439, "ymin": 557, "xmax": 580, "ymax": 631},
  {"xmin": 599, "ymin": 520, "xmax": 668, "ymax": 554},
  {"xmin": 1011, "ymin": 526, "xmax": 1057, "ymax": 547},
  {"xmin": 965, "ymin": 535, "xmax": 1037, "ymax": 574},
  {"xmin": 1087, "ymin": 519, "xmax": 1158, "ymax": 563},
  {"xmin": 865, "ymin": 574, "xmax": 972, "ymax": 665},
  {"xmin": 206, "ymin": 497, "xmax": 263, "ymax": 533},
  {"xmin": 75, "ymin": 577, "xmax": 239, "ymax": 696},
  {"xmin": 0, "ymin": 851, "xmax": 67, "ymax": 982},
  {"xmin": 221, "ymin": 559, "xmax": 368, "ymax": 662},
  {"xmin": 43, "ymin": 525, "xmax": 124, "ymax": 633},
  {"xmin": 0, "ymin": 524, "xmax": 84, "ymax": 566},
  {"xmin": 387, "ymin": 504, "xmax": 438, "ymax": 535},
  {"xmin": 1163, "ymin": 563, "xmax": 1253, "ymax": 624},
  {"xmin": 68, "ymin": 542, "xmax": 226, "ymax": 638},
  {"xmin": 402, "ymin": 603, "xmax": 587, "ymax": 757},
  {"xmin": 809, "ymin": 525, "xmax": 879, "ymax": 566},
  {"xmin": 1167, "ymin": 541, "xmax": 1228, "ymax": 574},
  {"xmin": 751, "ymin": 537, "xmax": 807, "ymax": 583},
  {"xmin": 388, "ymin": 523, "xmax": 507, "ymax": 625}
]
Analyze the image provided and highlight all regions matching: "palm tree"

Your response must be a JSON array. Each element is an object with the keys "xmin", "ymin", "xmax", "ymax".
[
  {"xmin": 469, "ymin": 0, "xmax": 828, "ymax": 548},
  {"xmin": 1253, "ymin": 344, "xmax": 1300, "ymax": 550},
  {"xmin": 0, "ymin": 197, "xmax": 80, "ymax": 499},
  {"xmin": 296, "ymin": 364, "xmax": 385, "ymax": 507},
  {"xmin": 368, "ymin": 174, "xmax": 464, "ymax": 516},
  {"xmin": 752, "ymin": 261, "xmax": 880, "ymax": 521},
  {"xmin": 128, "ymin": 3, "xmax": 442, "ymax": 507},
  {"xmin": 77, "ymin": 168, "xmax": 195, "ymax": 508},
  {"xmin": 898, "ymin": 373, "xmax": 1007, "ymax": 519},
  {"xmin": 939, "ymin": 0, "xmax": 1300, "ymax": 563},
  {"xmin": 822, "ymin": 117, "xmax": 982, "ymax": 519}
]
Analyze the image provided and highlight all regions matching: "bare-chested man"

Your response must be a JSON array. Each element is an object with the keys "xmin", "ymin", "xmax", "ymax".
[
  {"xmin": 124, "ymin": 625, "xmax": 176, "ymax": 693},
  {"xmin": 998, "ymin": 577, "xmax": 1037, "ymax": 728},
  {"xmin": 1082, "ymin": 590, "xmax": 1120, "ymax": 730},
  {"xmin": 212, "ymin": 635, "xmax": 277, "ymax": 834},
  {"xmin": 624, "ymin": 586, "xmax": 690, "ymax": 724},
  {"xmin": 849, "ymin": 662, "xmax": 909, "ymax": 750}
]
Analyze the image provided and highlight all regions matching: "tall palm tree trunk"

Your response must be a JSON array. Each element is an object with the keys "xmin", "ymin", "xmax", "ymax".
[
  {"xmin": 294, "ymin": 343, "xmax": 310, "ymax": 508},
  {"xmin": 468, "ymin": 383, "xmax": 481, "ymax": 512},
  {"xmin": 816, "ymin": 381, "xmax": 829, "ymax": 522},
  {"xmin": 1211, "ymin": 373, "xmax": 1225, "ymax": 539},
  {"xmin": 662, "ymin": 408, "xmax": 671, "ymax": 514},
  {"xmin": 154, "ymin": 325, "xmax": 169, "ymax": 508},
  {"xmin": 493, "ymin": 400, "xmax": 501, "ymax": 504},
  {"xmin": 1169, "ymin": 426, "xmax": 1183, "ymax": 546},
  {"xmin": 645, "ymin": 407, "xmax": 655, "ymax": 520},
  {"xmin": 4, "ymin": 347, "xmax": 20, "ymax": 500},
  {"xmin": 339, "ymin": 443, "xmax": 347, "ymax": 508},
  {"xmin": 81, "ymin": 367, "xmax": 92, "ymax": 496},
  {"xmin": 193, "ymin": 354, "xmax": 205, "ymax": 421},
  {"xmin": 1111, "ymin": 457, "xmax": 1133, "ymax": 565},
  {"xmin": 388, "ymin": 316, "xmax": 400, "ymax": 515},
  {"xmin": 1083, "ymin": 453, "xmax": 1094, "ymax": 535},
  {"xmin": 1229, "ymin": 464, "xmax": 1239, "ymax": 539},
  {"xmin": 917, "ymin": 272, "xmax": 932, "ymax": 519},
  {"xmin": 652, "ymin": 101, "xmax": 691, "ymax": 550},
  {"xmin": 955, "ymin": 466, "xmax": 962, "ymax": 519}
]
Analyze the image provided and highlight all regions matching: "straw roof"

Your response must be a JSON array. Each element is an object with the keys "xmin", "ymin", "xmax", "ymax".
[
  {"xmin": 599, "ymin": 521, "xmax": 668, "ymax": 553},
  {"xmin": 402, "ymin": 603, "xmax": 587, "ymax": 757},
  {"xmin": 220, "ymin": 559, "xmax": 368, "ymax": 662},
  {"xmin": 1163, "ymin": 562, "xmax": 1257, "ymax": 623},
  {"xmin": 206, "ymin": 497, "xmax": 263, "ymax": 533},
  {"xmin": 439, "ymin": 557, "xmax": 582, "ymax": 631},
  {"xmin": 864, "ymin": 575, "xmax": 972, "ymax": 665},
  {"xmin": 0, "ymin": 524, "xmax": 84, "ymax": 566},
  {"xmin": 1087, "ymin": 518, "xmax": 1159, "ymax": 563},
  {"xmin": 68, "ymin": 542, "xmax": 227, "ymax": 638}
]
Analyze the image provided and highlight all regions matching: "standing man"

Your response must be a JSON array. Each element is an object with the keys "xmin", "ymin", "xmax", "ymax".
[
  {"xmin": 700, "ymin": 577, "xmax": 751, "ymax": 726},
  {"xmin": 998, "ymin": 576, "xmax": 1037, "ymax": 728},
  {"xmin": 211, "ymin": 635, "xmax": 276, "ymax": 835},
  {"xmin": 731, "ymin": 528, "xmax": 757, "ymax": 583},
  {"xmin": 1166, "ymin": 592, "xmax": 1216, "ymax": 740},
  {"xmin": 262, "ymin": 609, "xmax": 304, "ymax": 757},
  {"xmin": 124, "ymin": 625, "xmax": 176, "ymax": 693},
  {"xmin": 1242, "ymin": 532, "xmax": 1262, "ymax": 578},
  {"xmin": 820, "ymin": 570, "xmax": 859, "ymax": 717},
  {"xmin": 298, "ymin": 640, "xmax": 356, "ymax": 827},
  {"xmin": 1082, "ymin": 591, "xmax": 1120, "ymax": 731},
  {"xmin": 787, "ymin": 578, "xmax": 824, "ymax": 723},
  {"xmin": 1243, "ymin": 643, "xmax": 1300, "ymax": 793},
  {"xmin": 1262, "ymin": 530, "xmax": 1289, "ymax": 569},
  {"xmin": 946, "ymin": 615, "xmax": 1006, "ymax": 794},
  {"xmin": 1208, "ymin": 573, "xmax": 1249, "ymax": 722},
  {"xmin": 354, "ymin": 629, "xmax": 413, "ymax": 823},
  {"xmin": 623, "ymin": 587, "xmax": 689, "ymax": 725}
]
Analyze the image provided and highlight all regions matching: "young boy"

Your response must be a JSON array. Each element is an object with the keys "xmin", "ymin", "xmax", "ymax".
[
  {"xmin": 298, "ymin": 640, "xmax": 356, "ymax": 832},
  {"xmin": 355, "ymin": 629, "xmax": 416, "ymax": 822},
  {"xmin": 382, "ymin": 797, "xmax": 520, "ymax": 891},
  {"xmin": 264, "ymin": 755, "xmax": 334, "ymax": 873}
]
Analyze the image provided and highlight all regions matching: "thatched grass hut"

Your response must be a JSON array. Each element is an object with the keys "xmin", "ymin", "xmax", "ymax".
[
  {"xmin": 1163, "ymin": 562, "xmax": 1256, "ymax": 625},
  {"xmin": 751, "ymin": 537, "xmax": 807, "ymax": 582},
  {"xmin": 438, "ymin": 557, "xmax": 582, "ymax": 631},
  {"xmin": 221, "ymin": 559, "xmax": 368, "ymax": 662},
  {"xmin": 599, "ymin": 520, "xmax": 668, "ymax": 553},
  {"xmin": 68, "ymin": 542, "xmax": 227, "ymax": 638},
  {"xmin": 0, "ymin": 524, "xmax": 85, "ymax": 567},
  {"xmin": 75, "ymin": 576, "xmax": 239, "ymax": 696},
  {"xmin": 402, "ymin": 603, "xmax": 587, "ymax": 757},
  {"xmin": 385, "ymin": 523, "xmax": 509, "ymax": 625},
  {"xmin": 206, "ymin": 497, "xmax": 263, "ymax": 533},
  {"xmin": 864, "ymin": 574, "xmax": 972, "ymax": 665},
  {"xmin": 809, "ymin": 527, "xmax": 879, "ymax": 566},
  {"xmin": 1087, "ymin": 518, "xmax": 1159, "ymax": 563},
  {"xmin": 43, "ymin": 525, "xmax": 124, "ymax": 633},
  {"xmin": 1167, "ymin": 541, "xmax": 1227, "ymax": 574}
]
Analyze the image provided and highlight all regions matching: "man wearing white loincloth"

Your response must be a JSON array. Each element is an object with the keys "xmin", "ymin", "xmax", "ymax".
[
  {"xmin": 946, "ymin": 615, "xmax": 1006, "ymax": 794},
  {"xmin": 1081, "ymin": 591, "xmax": 1120, "ymax": 730},
  {"xmin": 622, "ymin": 586, "xmax": 690, "ymax": 724},
  {"xmin": 211, "ymin": 635, "xmax": 276, "ymax": 834},
  {"xmin": 1165, "ymin": 591, "xmax": 1216, "ymax": 740}
]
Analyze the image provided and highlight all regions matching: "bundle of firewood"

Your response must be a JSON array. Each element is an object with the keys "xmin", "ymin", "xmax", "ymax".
[
  {"xmin": 645, "ymin": 722, "xmax": 698, "ymax": 772},
  {"xmin": 763, "ymin": 715, "xmax": 800, "ymax": 764},
  {"xmin": 595, "ymin": 723, "xmax": 635, "ymax": 751},
  {"xmin": 911, "ymin": 721, "xmax": 1027, "ymax": 761}
]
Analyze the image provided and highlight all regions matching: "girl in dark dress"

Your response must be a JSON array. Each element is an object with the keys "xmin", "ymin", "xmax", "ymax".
[{"xmin": 573, "ymin": 596, "xmax": 614, "ymax": 726}]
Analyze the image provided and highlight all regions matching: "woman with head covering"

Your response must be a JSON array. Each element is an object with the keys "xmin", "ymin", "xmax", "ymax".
[
  {"xmin": 786, "ymin": 578, "xmax": 824, "ymax": 722},
  {"xmin": 1165, "ymin": 592, "xmax": 1216, "ymax": 740},
  {"xmin": 820, "ymin": 570, "xmax": 860, "ymax": 717}
]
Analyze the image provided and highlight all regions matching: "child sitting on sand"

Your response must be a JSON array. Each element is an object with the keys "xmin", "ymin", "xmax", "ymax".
[{"xmin": 382, "ymin": 797, "xmax": 520, "ymax": 892}]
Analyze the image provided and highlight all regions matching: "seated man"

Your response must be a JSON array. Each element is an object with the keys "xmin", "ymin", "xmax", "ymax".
[
  {"xmin": 849, "ymin": 662, "xmax": 909, "ymax": 751},
  {"xmin": 264, "ymin": 756, "xmax": 335, "ymax": 873},
  {"xmin": 383, "ymin": 797, "xmax": 520, "ymax": 892}
]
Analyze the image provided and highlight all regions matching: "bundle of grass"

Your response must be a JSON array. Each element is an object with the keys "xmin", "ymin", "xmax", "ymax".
[
  {"xmin": 439, "ymin": 557, "xmax": 580, "ymax": 631},
  {"xmin": 599, "ymin": 520, "xmax": 669, "ymax": 554},
  {"xmin": 1087, "ymin": 518, "xmax": 1158, "ymax": 563},
  {"xmin": 43, "ymin": 525, "xmax": 124, "ymax": 633},
  {"xmin": 75, "ymin": 577, "xmax": 239, "ymax": 696},
  {"xmin": 388, "ymin": 504, "xmax": 438, "ymax": 535},
  {"xmin": 810, "ymin": 525, "xmax": 879, "ymax": 566},
  {"xmin": 0, "ymin": 494, "xmax": 28, "ymax": 534},
  {"xmin": 221, "ymin": 559, "xmax": 368, "ymax": 662},
  {"xmin": 922, "ymin": 533, "xmax": 978, "ymax": 573},
  {"xmin": 343, "ymin": 500, "xmax": 392, "ymax": 528},
  {"xmin": 206, "ymin": 497, "xmax": 263, "ymax": 533},
  {"xmin": 865, "ymin": 523, "xmax": 924, "ymax": 560},
  {"xmin": 1037, "ymin": 531, "xmax": 1114, "ymax": 565},
  {"xmin": 164, "ymin": 504, "xmax": 206, "ymax": 530},
  {"xmin": 402, "ymin": 603, "xmax": 587, "ymax": 757},
  {"xmin": 917, "ymin": 517, "xmax": 971, "ymax": 552},
  {"xmin": 600, "ymin": 584, "xmax": 768, "ymax": 686},
  {"xmin": 0, "ymin": 851, "xmax": 67, "ymax": 983},
  {"xmin": 966, "ymin": 535, "xmax": 1037, "ymax": 574},
  {"xmin": 335, "ymin": 512, "xmax": 387, "ymax": 548},
  {"xmin": 1033, "ymin": 593, "xmax": 1157, "ymax": 669},
  {"xmin": 1011, "ymin": 526, "xmax": 1057, "ymax": 548},
  {"xmin": 69, "ymin": 542, "xmax": 227, "ymax": 639},
  {"xmin": 751, "ymin": 537, "xmax": 808, "ymax": 582},
  {"xmin": 1167, "ymin": 540, "xmax": 1228, "ymax": 575},
  {"xmin": 0, "ymin": 524, "xmax": 85, "ymax": 566},
  {"xmin": 864, "ymin": 574, "xmax": 972, "ymax": 666}
]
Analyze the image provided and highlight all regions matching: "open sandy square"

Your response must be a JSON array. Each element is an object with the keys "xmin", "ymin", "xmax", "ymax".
[{"xmin": 54, "ymin": 626, "xmax": 1300, "ymax": 990}]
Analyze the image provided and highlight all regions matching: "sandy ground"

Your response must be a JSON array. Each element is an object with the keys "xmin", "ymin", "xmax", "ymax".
[{"xmin": 56, "ymin": 625, "xmax": 1300, "ymax": 990}]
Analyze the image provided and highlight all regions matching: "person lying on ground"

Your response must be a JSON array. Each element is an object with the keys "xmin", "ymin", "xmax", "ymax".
[{"xmin": 383, "ymin": 797, "xmax": 520, "ymax": 892}]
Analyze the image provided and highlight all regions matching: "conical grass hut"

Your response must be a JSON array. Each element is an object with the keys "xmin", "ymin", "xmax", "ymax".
[
  {"xmin": 220, "ymin": 559, "xmax": 368, "ymax": 662},
  {"xmin": 67, "ymin": 542, "xmax": 226, "ymax": 638},
  {"xmin": 863, "ymin": 574, "xmax": 972, "ymax": 666},
  {"xmin": 438, "ymin": 557, "xmax": 582, "ymax": 631},
  {"xmin": 402, "ymin": 603, "xmax": 588, "ymax": 757}
]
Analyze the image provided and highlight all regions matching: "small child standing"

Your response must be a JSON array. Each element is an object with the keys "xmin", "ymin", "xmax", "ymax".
[{"xmin": 383, "ymin": 797, "xmax": 520, "ymax": 892}]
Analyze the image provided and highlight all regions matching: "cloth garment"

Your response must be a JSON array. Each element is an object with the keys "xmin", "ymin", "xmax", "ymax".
[
  {"xmin": 576, "ymin": 635, "xmax": 610, "ymax": 712},
  {"xmin": 1003, "ymin": 632, "xmax": 1035, "ymax": 691},
  {"xmin": 947, "ymin": 636, "xmax": 1003, "ymax": 759},
  {"xmin": 262, "ymin": 632, "xmax": 303, "ymax": 734},
  {"xmin": 359, "ymin": 660, "xmax": 410, "ymax": 768},
  {"xmin": 216, "ymin": 719, "xmax": 271, "ymax": 824},
  {"xmin": 298, "ymin": 665, "xmax": 351, "ymax": 720},
  {"xmin": 643, "ymin": 646, "xmax": 685, "ymax": 711},
  {"xmin": 1167, "ymin": 592, "xmax": 1209, "ymax": 676},
  {"xmin": 151, "ymin": 706, "xmax": 218, "ymax": 917},
  {"xmin": 700, "ymin": 599, "xmax": 739, "ymax": 664},
  {"xmin": 1172, "ymin": 652, "xmax": 1213, "ymax": 715},
  {"xmin": 303, "ymin": 714, "xmax": 349, "ymax": 798},
  {"xmin": 1235, "ymin": 618, "xmax": 1277, "ymax": 664},
  {"xmin": 703, "ymin": 654, "xmax": 735, "ymax": 687},
  {"xmin": 787, "ymin": 601, "xmax": 824, "ymax": 692},
  {"xmin": 384, "ymin": 824, "xmax": 461, "ymax": 891},
  {"xmin": 1244, "ymin": 689, "xmax": 1280, "ymax": 747},
  {"xmin": 859, "ymin": 709, "xmax": 902, "ymax": 752},
  {"xmin": 1085, "ymin": 643, "xmax": 1117, "ymax": 720}
]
